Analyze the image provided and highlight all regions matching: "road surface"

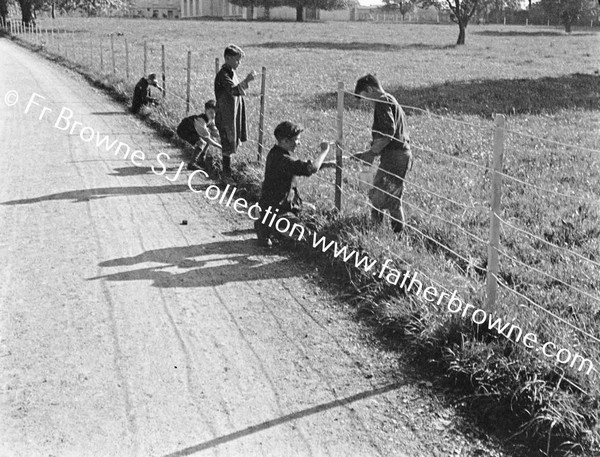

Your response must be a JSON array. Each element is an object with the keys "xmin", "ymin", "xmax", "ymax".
[{"xmin": 0, "ymin": 37, "xmax": 507, "ymax": 457}]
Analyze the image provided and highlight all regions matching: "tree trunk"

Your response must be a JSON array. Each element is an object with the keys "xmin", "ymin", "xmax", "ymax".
[
  {"xmin": 246, "ymin": 4, "xmax": 254, "ymax": 20},
  {"xmin": 457, "ymin": 20, "xmax": 466, "ymax": 45},
  {"xmin": 296, "ymin": 6, "xmax": 303, "ymax": 22},
  {"xmin": 565, "ymin": 20, "xmax": 572, "ymax": 33},
  {"xmin": 264, "ymin": 6, "xmax": 270, "ymax": 20},
  {"xmin": 52, "ymin": 2, "xmax": 56, "ymax": 19}
]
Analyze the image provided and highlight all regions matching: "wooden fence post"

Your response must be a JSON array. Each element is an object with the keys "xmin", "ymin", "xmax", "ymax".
[
  {"xmin": 143, "ymin": 40, "xmax": 148, "ymax": 75},
  {"xmin": 485, "ymin": 114, "xmax": 505, "ymax": 312},
  {"xmin": 335, "ymin": 81, "xmax": 344, "ymax": 211},
  {"xmin": 110, "ymin": 33, "xmax": 116, "ymax": 74},
  {"xmin": 100, "ymin": 40, "xmax": 104, "ymax": 72},
  {"xmin": 186, "ymin": 50, "xmax": 191, "ymax": 115},
  {"xmin": 161, "ymin": 44, "xmax": 166, "ymax": 98},
  {"xmin": 124, "ymin": 39, "xmax": 130, "ymax": 80},
  {"xmin": 257, "ymin": 66, "xmax": 267, "ymax": 161},
  {"xmin": 215, "ymin": 57, "xmax": 219, "ymax": 76},
  {"xmin": 89, "ymin": 37, "xmax": 93, "ymax": 68}
]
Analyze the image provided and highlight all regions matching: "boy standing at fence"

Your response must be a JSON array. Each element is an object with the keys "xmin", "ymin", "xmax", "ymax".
[
  {"xmin": 130, "ymin": 73, "xmax": 164, "ymax": 114},
  {"xmin": 255, "ymin": 121, "xmax": 334, "ymax": 248},
  {"xmin": 214, "ymin": 44, "xmax": 257, "ymax": 184},
  {"xmin": 176, "ymin": 100, "xmax": 222, "ymax": 171},
  {"xmin": 351, "ymin": 74, "xmax": 412, "ymax": 234}
]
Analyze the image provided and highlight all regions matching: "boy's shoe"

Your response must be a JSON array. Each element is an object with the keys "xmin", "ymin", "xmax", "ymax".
[
  {"xmin": 187, "ymin": 162, "xmax": 202, "ymax": 171},
  {"xmin": 257, "ymin": 237, "xmax": 273, "ymax": 248}
]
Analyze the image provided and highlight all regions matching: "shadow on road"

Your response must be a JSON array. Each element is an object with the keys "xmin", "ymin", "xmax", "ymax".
[
  {"xmin": 90, "ymin": 239, "xmax": 296, "ymax": 287},
  {"xmin": 160, "ymin": 381, "xmax": 405, "ymax": 457},
  {"xmin": 0, "ymin": 184, "xmax": 194, "ymax": 205}
]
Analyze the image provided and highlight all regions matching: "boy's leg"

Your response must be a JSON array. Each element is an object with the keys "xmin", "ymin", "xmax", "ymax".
[{"xmin": 254, "ymin": 209, "xmax": 273, "ymax": 247}]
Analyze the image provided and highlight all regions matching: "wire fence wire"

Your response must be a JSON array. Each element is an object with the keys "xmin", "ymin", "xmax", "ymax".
[{"xmin": 7, "ymin": 21, "xmax": 599, "ymax": 393}]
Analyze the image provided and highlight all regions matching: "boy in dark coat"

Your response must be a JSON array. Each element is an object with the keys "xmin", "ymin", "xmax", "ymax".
[
  {"xmin": 214, "ymin": 44, "xmax": 256, "ymax": 184},
  {"xmin": 130, "ymin": 73, "xmax": 164, "ymax": 114}
]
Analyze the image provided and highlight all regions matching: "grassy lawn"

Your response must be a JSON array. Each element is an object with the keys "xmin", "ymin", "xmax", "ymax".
[{"xmin": 12, "ymin": 17, "xmax": 600, "ymax": 455}]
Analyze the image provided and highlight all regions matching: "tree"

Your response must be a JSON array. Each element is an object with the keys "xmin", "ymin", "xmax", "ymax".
[
  {"xmin": 540, "ymin": 0, "xmax": 597, "ymax": 32},
  {"xmin": 0, "ymin": 0, "xmax": 8, "ymax": 24},
  {"xmin": 56, "ymin": 0, "xmax": 131, "ymax": 16},
  {"xmin": 381, "ymin": 0, "xmax": 416, "ymax": 19},
  {"xmin": 282, "ymin": 0, "xmax": 350, "ymax": 21},
  {"xmin": 421, "ymin": 0, "xmax": 482, "ymax": 44}
]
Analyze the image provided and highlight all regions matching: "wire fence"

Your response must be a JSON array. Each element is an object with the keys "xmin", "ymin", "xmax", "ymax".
[{"xmin": 3, "ymin": 18, "xmax": 600, "ymax": 394}]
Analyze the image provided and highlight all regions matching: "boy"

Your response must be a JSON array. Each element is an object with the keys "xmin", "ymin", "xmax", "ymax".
[
  {"xmin": 255, "ymin": 121, "xmax": 334, "ymax": 248},
  {"xmin": 176, "ymin": 100, "xmax": 222, "ymax": 171},
  {"xmin": 351, "ymin": 74, "xmax": 412, "ymax": 234},
  {"xmin": 214, "ymin": 44, "xmax": 256, "ymax": 184},
  {"xmin": 130, "ymin": 73, "xmax": 164, "ymax": 114}
]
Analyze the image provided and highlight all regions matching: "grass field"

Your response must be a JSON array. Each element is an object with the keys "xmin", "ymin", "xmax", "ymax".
[{"xmin": 9, "ymin": 17, "xmax": 600, "ymax": 455}]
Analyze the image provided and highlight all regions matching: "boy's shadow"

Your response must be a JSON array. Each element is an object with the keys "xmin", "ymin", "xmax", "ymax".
[{"xmin": 89, "ymin": 238, "xmax": 295, "ymax": 288}]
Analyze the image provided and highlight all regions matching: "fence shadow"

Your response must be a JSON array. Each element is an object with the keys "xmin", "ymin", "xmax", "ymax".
[
  {"xmin": 90, "ymin": 239, "xmax": 298, "ymax": 287},
  {"xmin": 0, "ymin": 184, "xmax": 192, "ymax": 205},
  {"xmin": 160, "ymin": 381, "xmax": 405, "ymax": 457},
  {"xmin": 247, "ymin": 41, "xmax": 454, "ymax": 52},
  {"xmin": 308, "ymin": 73, "xmax": 600, "ymax": 117}
]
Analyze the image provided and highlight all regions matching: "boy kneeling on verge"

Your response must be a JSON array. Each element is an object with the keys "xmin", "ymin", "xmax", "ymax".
[
  {"xmin": 255, "ymin": 121, "xmax": 335, "ymax": 248},
  {"xmin": 176, "ymin": 100, "xmax": 222, "ymax": 171}
]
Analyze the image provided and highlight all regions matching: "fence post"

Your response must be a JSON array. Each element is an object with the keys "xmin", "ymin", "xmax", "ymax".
[
  {"xmin": 335, "ymin": 81, "xmax": 344, "ymax": 211},
  {"xmin": 51, "ymin": 27, "xmax": 54, "ymax": 46},
  {"xmin": 143, "ymin": 40, "xmax": 148, "ymax": 75},
  {"xmin": 57, "ymin": 30, "xmax": 61, "ymax": 54},
  {"xmin": 186, "ymin": 50, "xmax": 191, "ymax": 115},
  {"xmin": 110, "ymin": 33, "xmax": 116, "ymax": 74},
  {"xmin": 525, "ymin": 18, "xmax": 529, "ymax": 26},
  {"xmin": 503, "ymin": 17, "xmax": 506, "ymax": 26},
  {"xmin": 257, "ymin": 66, "xmax": 267, "ymax": 161},
  {"xmin": 485, "ymin": 114, "xmax": 505, "ymax": 312},
  {"xmin": 89, "ymin": 37, "xmax": 93, "ymax": 68},
  {"xmin": 161, "ymin": 44, "xmax": 166, "ymax": 98},
  {"xmin": 122, "ymin": 38, "xmax": 129, "ymax": 80},
  {"xmin": 215, "ymin": 57, "xmax": 219, "ymax": 76},
  {"xmin": 100, "ymin": 40, "xmax": 104, "ymax": 72}
]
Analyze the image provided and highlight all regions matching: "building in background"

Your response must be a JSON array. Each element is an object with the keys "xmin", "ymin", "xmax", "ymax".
[{"xmin": 132, "ymin": 0, "xmax": 181, "ymax": 18}]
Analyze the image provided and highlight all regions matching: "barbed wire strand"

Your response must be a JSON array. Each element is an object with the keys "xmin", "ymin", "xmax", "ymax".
[
  {"xmin": 496, "ymin": 246, "xmax": 600, "ymax": 307},
  {"xmin": 345, "ymin": 90, "xmax": 492, "ymax": 131},
  {"xmin": 497, "ymin": 214, "xmax": 600, "ymax": 270},
  {"xmin": 505, "ymin": 128, "xmax": 600, "ymax": 156},
  {"xmin": 493, "ymin": 273, "xmax": 600, "ymax": 345}
]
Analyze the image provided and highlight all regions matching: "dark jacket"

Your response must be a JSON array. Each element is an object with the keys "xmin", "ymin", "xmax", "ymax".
[
  {"xmin": 214, "ymin": 64, "xmax": 248, "ymax": 144},
  {"xmin": 259, "ymin": 145, "xmax": 318, "ymax": 214},
  {"xmin": 131, "ymin": 77, "xmax": 157, "ymax": 114}
]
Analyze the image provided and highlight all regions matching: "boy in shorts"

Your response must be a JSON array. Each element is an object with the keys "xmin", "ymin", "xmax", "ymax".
[
  {"xmin": 351, "ymin": 74, "xmax": 412, "ymax": 234},
  {"xmin": 176, "ymin": 100, "xmax": 222, "ymax": 171}
]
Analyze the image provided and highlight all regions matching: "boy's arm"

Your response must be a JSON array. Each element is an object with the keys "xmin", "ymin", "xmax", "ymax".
[
  {"xmin": 217, "ymin": 70, "xmax": 256, "ymax": 97},
  {"xmin": 194, "ymin": 119, "xmax": 222, "ymax": 149}
]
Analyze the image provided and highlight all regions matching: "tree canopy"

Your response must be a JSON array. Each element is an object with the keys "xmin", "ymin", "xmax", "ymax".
[
  {"xmin": 539, "ymin": 0, "xmax": 598, "ymax": 31},
  {"xmin": 420, "ymin": 0, "xmax": 482, "ymax": 44}
]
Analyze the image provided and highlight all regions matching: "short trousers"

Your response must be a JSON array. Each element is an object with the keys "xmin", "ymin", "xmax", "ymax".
[{"xmin": 369, "ymin": 148, "xmax": 412, "ymax": 210}]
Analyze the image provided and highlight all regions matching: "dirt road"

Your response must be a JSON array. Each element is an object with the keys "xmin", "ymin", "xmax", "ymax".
[{"xmin": 0, "ymin": 38, "xmax": 507, "ymax": 457}]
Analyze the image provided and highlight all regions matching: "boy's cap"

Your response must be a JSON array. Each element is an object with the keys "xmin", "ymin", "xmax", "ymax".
[{"xmin": 274, "ymin": 121, "xmax": 304, "ymax": 140}]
